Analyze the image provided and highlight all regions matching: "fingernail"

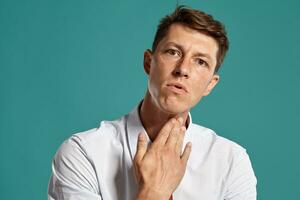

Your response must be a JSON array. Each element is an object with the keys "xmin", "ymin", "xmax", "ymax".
[
  {"xmin": 178, "ymin": 117, "xmax": 183, "ymax": 124},
  {"xmin": 138, "ymin": 132, "xmax": 145, "ymax": 139}
]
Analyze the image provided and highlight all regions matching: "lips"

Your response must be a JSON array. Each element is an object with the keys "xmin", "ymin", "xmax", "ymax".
[{"xmin": 166, "ymin": 82, "xmax": 188, "ymax": 93}]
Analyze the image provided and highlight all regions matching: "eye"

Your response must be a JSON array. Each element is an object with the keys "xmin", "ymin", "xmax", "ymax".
[
  {"xmin": 166, "ymin": 49, "xmax": 181, "ymax": 57},
  {"xmin": 196, "ymin": 58, "xmax": 208, "ymax": 67}
]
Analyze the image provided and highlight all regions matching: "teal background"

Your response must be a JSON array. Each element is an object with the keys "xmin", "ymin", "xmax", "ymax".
[{"xmin": 1, "ymin": 0, "xmax": 299, "ymax": 199}]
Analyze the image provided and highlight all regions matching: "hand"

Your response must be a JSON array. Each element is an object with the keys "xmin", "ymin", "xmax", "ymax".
[{"xmin": 134, "ymin": 117, "xmax": 192, "ymax": 200}]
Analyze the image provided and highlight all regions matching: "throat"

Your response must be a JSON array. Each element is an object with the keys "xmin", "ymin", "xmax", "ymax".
[{"xmin": 139, "ymin": 93, "xmax": 189, "ymax": 141}]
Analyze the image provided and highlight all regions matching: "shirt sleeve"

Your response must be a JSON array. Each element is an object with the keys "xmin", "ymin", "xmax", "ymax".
[
  {"xmin": 224, "ymin": 149, "xmax": 257, "ymax": 200},
  {"xmin": 48, "ymin": 136, "xmax": 102, "ymax": 200}
]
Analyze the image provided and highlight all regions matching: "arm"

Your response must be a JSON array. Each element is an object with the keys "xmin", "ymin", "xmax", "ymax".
[
  {"xmin": 224, "ymin": 150, "xmax": 257, "ymax": 200},
  {"xmin": 48, "ymin": 136, "xmax": 102, "ymax": 200}
]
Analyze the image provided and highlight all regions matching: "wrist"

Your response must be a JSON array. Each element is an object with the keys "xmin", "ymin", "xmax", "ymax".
[{"xmin": 135, "ymin": 186, "xmax": 170, "ymax": 200}]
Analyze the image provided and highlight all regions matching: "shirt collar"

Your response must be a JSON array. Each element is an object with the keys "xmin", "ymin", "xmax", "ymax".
[{"xmin": 125, "ymin": 103, "xmax": 193, "ymax": 161}]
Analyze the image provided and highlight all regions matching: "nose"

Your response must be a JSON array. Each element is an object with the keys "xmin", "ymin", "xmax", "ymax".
[{"xmin": 172, "ymin": 56, "xmax": 190, "ymax": 78}]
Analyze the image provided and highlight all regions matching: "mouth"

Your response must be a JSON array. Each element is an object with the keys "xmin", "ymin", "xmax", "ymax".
[{"xmin": 166, "ymin": 83, "xmax": 188, "ymax": 94}]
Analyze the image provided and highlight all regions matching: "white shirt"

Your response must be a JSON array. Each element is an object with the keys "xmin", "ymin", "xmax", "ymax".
[{"xmin": 48, "ymin": 105, "xmax": 257, "ymax": 200}]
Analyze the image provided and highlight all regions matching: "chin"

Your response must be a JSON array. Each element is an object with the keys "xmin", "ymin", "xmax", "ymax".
[{"xmin": 158, "ymin": 97, "xmax": 190, "ymax": 115}]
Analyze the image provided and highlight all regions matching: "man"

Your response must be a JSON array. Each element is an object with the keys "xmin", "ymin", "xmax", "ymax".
[{"xmin": 48, "ymin": 6, "xmax": 257, "ymax": 200}]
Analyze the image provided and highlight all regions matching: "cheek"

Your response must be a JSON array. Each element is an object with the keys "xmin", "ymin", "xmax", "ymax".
[
  {"xmin": 148, "ymin": 66, "xmax": 164, "ymax": 96},
  {"xmin": 149, "ymin": 60, "xmax": 170, "ymax": 83},
  {"xmin": 189, "ymin": 77, "xmax": 210, "ymax": 100}
]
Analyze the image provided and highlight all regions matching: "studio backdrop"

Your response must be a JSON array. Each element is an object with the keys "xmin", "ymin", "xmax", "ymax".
[{"xmin": 0, "ymin": 0, "xmax": 299, "ymax": 199}]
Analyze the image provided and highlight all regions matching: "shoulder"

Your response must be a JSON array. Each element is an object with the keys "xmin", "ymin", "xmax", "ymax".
[
  {"xmin": 56, "ymin": 115, "xmax": 127, "ymax": 160},
  {"xmin": 75, "ymin": 116, "xmax": 126, "ymax": 145},
  {"xmin": 48, "ymin": 118, "xmax": 129, "ymax": 198},
  {"xmin": 190, "ymin": 123, "xmax": 245, "ymax": 150},
  {"xmin": 189, "ymin": 123, "xmax": 249, "ymax": 165},
  {"xmin": 188, "ymin": 123, "xmax": 257, "ymax": 198}
]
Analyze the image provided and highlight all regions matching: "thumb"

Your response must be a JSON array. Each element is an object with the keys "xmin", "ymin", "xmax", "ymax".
[{"xmin": 134, "ymin": 132, "xmax": 148, "ymax": 163}]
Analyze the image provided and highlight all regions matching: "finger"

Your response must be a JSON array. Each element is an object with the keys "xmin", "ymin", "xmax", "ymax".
[
  {"xmin": 181, "ymin": 142, "xmax": 192, "ymax": 165},
  {"xmin": 153, "ymin": 118, "xmax": 176, "ymax": 146},
  {"xmin": 175, "ymin": 126, "xmax": 186, "ymax": 155},
  {"xmin": 177, "ymin": 115, "xmax": 185, "ymax": 126},
  {"xmin": 165, "ymin": 118, "xmax": 182, "ymax": 148},
  {"xmin": 134, "ymin": 132, "xmax": 148, "ymax": 163}
]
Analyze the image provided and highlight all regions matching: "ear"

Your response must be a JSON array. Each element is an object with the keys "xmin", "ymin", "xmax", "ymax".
[
  {"xmin": 143, "ymin": 49, "xmax": 152, "ymax": 75},
  {"xmin": 203, "ymin": 74, "xmax": 220, "ymax": 96}
]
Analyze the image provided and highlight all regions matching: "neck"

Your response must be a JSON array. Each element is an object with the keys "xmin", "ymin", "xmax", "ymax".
[{"xmin": 139, "ymin": 90, "xmax": 189, "ymax": 141}]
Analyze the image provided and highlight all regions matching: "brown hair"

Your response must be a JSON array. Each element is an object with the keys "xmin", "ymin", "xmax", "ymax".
[{"xmin": 152, "ymin": 5, "xmax": 229, "ymax": 73}]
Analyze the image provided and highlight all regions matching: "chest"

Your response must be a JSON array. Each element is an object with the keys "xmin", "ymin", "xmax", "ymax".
[{"xmin": 94, "ymin": 150, "xmax": 228, "ymax": 200}]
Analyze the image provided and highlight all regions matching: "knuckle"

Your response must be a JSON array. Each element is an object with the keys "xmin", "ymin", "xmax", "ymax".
[
  {"xmin": 163, "ymin": 146, "xmax": 171, "ymax": 153},
  {"xmin": 163, "ymin": 147, "xmax": 176, "ymax": 156}
]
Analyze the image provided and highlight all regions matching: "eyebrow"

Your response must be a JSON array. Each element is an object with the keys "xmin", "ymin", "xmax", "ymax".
[{"xmin": 165, "ymin": 42, "xmax": 213, "ymax": 62}]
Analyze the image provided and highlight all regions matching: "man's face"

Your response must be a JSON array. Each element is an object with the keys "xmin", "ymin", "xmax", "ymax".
[{"xmin": 144, "ymin": 23, "xmax": 220, "ymax": 114}]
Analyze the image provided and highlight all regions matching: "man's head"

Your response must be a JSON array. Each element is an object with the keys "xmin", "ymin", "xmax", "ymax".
[
  {"xmin": 152, "ymin": 5, "xmax": 229, "ymax": 73},
  {"xmin": 143, "ymin": 6, "xmax": 229, "ymax": 115}
]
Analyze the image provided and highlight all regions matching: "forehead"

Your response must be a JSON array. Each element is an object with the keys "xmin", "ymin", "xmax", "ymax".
[{"xmin": 158, "ymin": 24, "xmax": 218, "ymax": 62}]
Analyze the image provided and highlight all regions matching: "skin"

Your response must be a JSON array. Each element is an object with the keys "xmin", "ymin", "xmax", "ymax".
[{"xmin": 134, "ymin": 23, "xmax": 220, "ymax": 200}]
